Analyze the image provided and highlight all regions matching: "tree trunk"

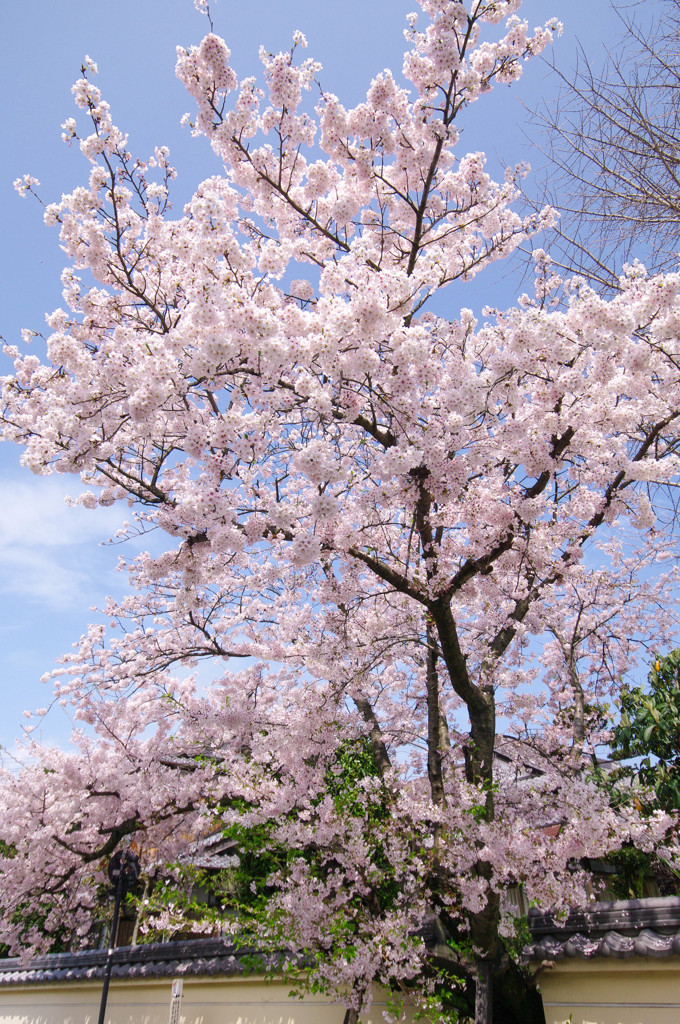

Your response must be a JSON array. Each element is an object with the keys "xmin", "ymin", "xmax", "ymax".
[
  {"xmin": 429, "ymin": 598, "xmax": 502, "ymax": 1024},
  {"xmin": 475, "ymin": 959, "xmax": 492, "ymax": 1024},
  {"xmin": 425, "ymin": 619, "xmax": 446, "ymax": 808},
  {"xmin": 493, "ymin": 960, "xmax": 546, "ymax": 1024}
]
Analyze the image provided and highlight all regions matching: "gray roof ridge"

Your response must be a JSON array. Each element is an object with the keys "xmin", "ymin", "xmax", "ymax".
[
  {"xmin": 528, "ymin": 895, "xmax": 680, "ymax": 935},
  {"xmin": 526, "ymin": 896, "xmax": 680, "ymax": 961},
  {"xmin": 0, "ymin": 936, "xmax": 298, "ymax": 987}
]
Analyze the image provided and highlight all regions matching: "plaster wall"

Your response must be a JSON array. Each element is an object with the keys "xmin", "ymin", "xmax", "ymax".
[
  {"xmin": 538, "ymin": 958, "xmax": 680, "ymax": 1024},
  {"xmin": 0, "ymin": 976, "xmax": 414, "ymax": 1024}
]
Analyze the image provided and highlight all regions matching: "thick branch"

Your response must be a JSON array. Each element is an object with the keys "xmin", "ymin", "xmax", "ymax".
[
  {"xmin": 353, "ymin": 698, "xmax": 392, "ymax": 776},
  {"xmin": 425, "ymin": 620, "xmax": 446, "ymax": 807}
]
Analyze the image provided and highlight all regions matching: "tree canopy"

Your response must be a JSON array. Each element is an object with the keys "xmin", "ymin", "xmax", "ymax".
[
  {"xmin": 612, "ymin": 650, "xmax": 680, "ymax": 812},
  {"xmin": 530, "ymin": 0, "xmax": 680, "ymax": 288}
]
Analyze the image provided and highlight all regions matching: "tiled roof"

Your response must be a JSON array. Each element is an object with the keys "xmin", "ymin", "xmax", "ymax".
[
  {"xmin": 526, "ymin": 896, "xmax": 680, "ymax": 960},
  {"xmin": 6, "ymin": 895, "xmax": 680, "ymax": 986},
  {"xmin": 0, "ymin": 938, "xmax": 292, "ymax": 987},
  {"xmin": 182, "ymin": 829, "xmax": 240, "ymax": 872}
]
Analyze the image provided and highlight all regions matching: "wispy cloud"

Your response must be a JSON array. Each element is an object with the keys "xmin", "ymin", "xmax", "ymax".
[{"xmin": 0, "ymin": 474, "xmax": 124, "ymax": 609}]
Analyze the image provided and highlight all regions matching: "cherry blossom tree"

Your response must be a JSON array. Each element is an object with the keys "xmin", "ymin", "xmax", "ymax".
[{"xmin": 3, "ymin": 1, "xmax": 680, "ymax": 1021}]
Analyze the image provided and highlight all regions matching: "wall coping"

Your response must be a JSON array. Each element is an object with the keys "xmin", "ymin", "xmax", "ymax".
[
  {"xmin": 0, "ymin": 937, "xmax": 292, "ymax": 987},
  {"xmin": 6, "ymin": 896, "xmax": 680, "ymax": 983},
  {"xmin": 526, "ymin": 896, "xmax": 680, "ymax": 961}
]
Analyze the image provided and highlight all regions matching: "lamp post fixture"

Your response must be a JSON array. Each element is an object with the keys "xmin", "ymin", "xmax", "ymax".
[{"xmin": 97, "ymin": 849, "xmax": 141, "ymax": 1024}]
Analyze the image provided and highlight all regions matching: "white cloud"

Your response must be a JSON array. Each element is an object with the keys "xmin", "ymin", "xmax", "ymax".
[
  {"xmin": 0, "ymin": 476, "xmax": 120, "ymax": 547},
  {"xmin": 0, "ymin": 474, "xmax": 124, "ymax": 608}
]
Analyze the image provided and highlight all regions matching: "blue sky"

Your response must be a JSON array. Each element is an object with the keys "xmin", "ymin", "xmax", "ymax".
[{"xmin": 0, "ymin": 0, "xmax": 652, "ymax": 750}]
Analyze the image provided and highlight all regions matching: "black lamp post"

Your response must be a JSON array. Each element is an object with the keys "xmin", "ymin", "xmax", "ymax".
[{"xmin": 97, "ymin": 849, "xmax": 141, "ymax": 1024}]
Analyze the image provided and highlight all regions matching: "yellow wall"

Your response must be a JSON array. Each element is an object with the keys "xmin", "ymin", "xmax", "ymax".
[
  {"xmin": 10, "ymin": 958, "xmax": 679, "ymax": 1024},
  {"xmin": 538, "ymin": 958, "xmax": 680, "ymax": 1024},
  {"xmin": 0, "ymin": 976, "xmax": 416, "ymax": 1024}
]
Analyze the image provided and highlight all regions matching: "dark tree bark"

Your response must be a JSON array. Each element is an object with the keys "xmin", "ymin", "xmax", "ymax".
[
  {"xmin": 493, "ymin": 959, "xmax": 546, "ymax": 1024},
  {"xmin": 475, "ymin": 960, "xmax": 493, "ymax": 1024}
]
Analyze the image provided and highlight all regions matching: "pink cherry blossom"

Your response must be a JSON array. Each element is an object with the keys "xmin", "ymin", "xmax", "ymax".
[{"xmin": 2, "ymin": 3, "xmax": 679, "ymax": 1021}]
